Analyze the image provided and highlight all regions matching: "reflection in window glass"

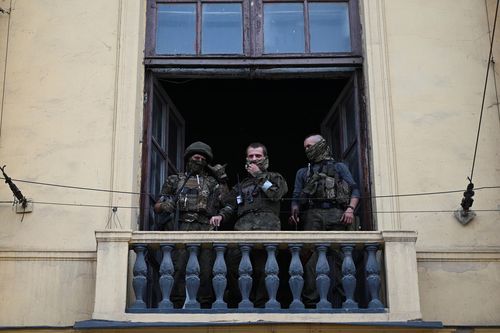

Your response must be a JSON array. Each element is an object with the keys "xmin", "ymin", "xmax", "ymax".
[
  {"xmin": 156, "ymin": 4, "xmax": 196, "ymax": 54},
  {"xmin": 150, "ymin": 147, "xmax": 165, "ymax": 196},
  {"xmin": 345, "ymin": 146, "xmax": 359, "ymax": 185},
  {"xmin": 168, "ymin": 113, "xmax": 179, "ymax": 166},
  {"xmin": 309, "ymin": 3, "xmax": 350, "ymax": 52},
  {"xmin": 202, "ymin": 3, "xmax": 243, "ymax": 54},
  {"xmin": 331, "ymin": 116, "xmax": 342, "ymax": 160},
  {"xmin": 345, "ymin": 92, "xmax": 356, "ymax": 146},
  {"xmin": 152, "ymin": 94, "xmax": 163, "ymax": 145},
  {"xmin": 264, "ymin": 3, "xmax": 304, "ymax": 53}
]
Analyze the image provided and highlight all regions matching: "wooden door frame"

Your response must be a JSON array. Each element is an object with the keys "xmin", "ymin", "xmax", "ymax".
[
  {"xmin": 140, "ymin": 71, "xmax": 186, "ymax": 231},
  {"xmin": 321, "ymin": 69, "xmax": 373, "ymax": 230}
]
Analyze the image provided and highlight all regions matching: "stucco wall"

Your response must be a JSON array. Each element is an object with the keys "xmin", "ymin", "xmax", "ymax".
[
  {"xmin": 0, "ymin": 0, "xmax": 144, "ymax": 248},
  {"xmin": 0, "ymin": 0, "xmax": 498, "ymax": 328},
  {"xmin": 382, "ymin": 0, "xmax": 499, "ymax": 249},
  {"xmin": 0, "ymin": 251, "xmax": 96, "ymax": 326},
  {"xmin": 0, "ymin": 0, "xmax": 145, "ymax": 326},
  {"xmin": 362, "ymin": 0, "xmax": 500, "ymax": 325}
]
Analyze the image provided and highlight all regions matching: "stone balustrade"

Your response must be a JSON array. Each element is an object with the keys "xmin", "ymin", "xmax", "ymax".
[{"xmin": 92, "ymin": 230, "xmax": 421, "ymax": 323}]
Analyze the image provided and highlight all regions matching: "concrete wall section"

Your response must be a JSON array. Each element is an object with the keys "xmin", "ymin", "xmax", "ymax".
[{"xmin": 0, "ymin": 251, "xmax": 96, "ymax": 326}]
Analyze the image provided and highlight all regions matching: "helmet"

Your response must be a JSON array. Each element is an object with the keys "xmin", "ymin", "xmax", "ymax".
[{"xmin": 184, "ymin": 141, "xmax": 213, "ymax": 162}]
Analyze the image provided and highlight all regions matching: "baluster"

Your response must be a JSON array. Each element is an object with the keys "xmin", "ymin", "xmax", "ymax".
[
  {"xmin": 184, "ymin": 244, "xmax": 200, "ymax": 309},
  {"xmin": 341, "ymin": 244, "xmax": 358, "ymax": 309},
  {"xmin": 238, "ymin": 244, "xmax": 253, "ymax": 309},
  {"xmin": 365, "ymin": 244, "xmax": 384, "ymax": 309},
  {"xmin": 316, "ymin": 244, "xmax": 332, "ymax": 309},
  {"xmin": 212, "ymin": 244, "xmax": 228, "ymax": 309},
  {"xmin": 158, "ymin": 244, "xmax": 175, "ymax": 310},
  {"xmin": 264, "ymin": 244, "xmax": 280, "ymax": 309},
  {"xmin": 288, "ymin": 244, "xmax": 305, "ymax": 309},
  {"xmin": 130, "ymin": 244, "xmax": 148, "ymax": 309}
]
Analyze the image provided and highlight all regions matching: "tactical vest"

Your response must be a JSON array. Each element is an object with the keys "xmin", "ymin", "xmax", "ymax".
[
  {"xmin": 175, "ymin": 174, "xmax": 219, "ymax": 216},
  {"xmin": 237, "ymin": 176, "xmax": 280, "ymax": 217},
  {"xmin": 305, "ymin": 161, "xmax": 352, "ymax": 206}
]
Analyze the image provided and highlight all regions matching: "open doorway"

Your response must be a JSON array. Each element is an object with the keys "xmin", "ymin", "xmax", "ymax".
[{"xmin": 141, "ymin": 74, "xmax": 372, "ymax": 231}]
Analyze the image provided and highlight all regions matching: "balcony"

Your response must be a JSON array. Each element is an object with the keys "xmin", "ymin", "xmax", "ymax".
[{"xmin": 91, "ymin": 230, "xmax": 421, "ymax": 324}]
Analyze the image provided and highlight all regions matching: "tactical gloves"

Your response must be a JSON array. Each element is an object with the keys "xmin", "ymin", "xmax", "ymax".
[{"xmin": 208, "ymin": 163, "xmax": 228, "ymax": 183}]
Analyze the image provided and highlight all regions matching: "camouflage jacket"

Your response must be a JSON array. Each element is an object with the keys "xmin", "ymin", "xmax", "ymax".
[
  {"xmin": 158, "ymin": 171, "xmax": 228, "ymax": 220},
  {"xmin": 220, "ymin": 171, "xmax": 288, "ymax": 219}
]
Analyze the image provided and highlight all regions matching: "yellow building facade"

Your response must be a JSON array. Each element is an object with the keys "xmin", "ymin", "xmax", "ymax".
[{"xmin": 0, "ymin": 0, "xmax": 499, "ymax": 332}]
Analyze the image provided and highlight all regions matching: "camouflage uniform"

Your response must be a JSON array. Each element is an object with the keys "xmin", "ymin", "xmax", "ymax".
[
  {"xmin": 221, "ymin": 170, "xmax": 288, "ymax": 307},
  {"xmin": 291, "ymin": 138, "xmax": 360, "ymax": 308},
  {"xmin": 156, "ymin": 142, "xmax": 230, "ymax": 308}
]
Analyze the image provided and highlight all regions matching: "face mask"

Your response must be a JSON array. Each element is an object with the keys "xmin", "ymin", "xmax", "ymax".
[
  {"xmin": 245, "ymin": 156, "xmax": 269, "ymax": 172},
  {"xmin": 305, "ymin": 138, "xmax": 331, "ymax": 162},
  {"xmin": 187, "ymin": 159, "xmax": 207, "ymax": 174}
]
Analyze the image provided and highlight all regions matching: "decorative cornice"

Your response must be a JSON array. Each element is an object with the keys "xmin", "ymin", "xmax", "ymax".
[
  {"xmin": 417, "ymin": 248, "xmax": 500, "ymax": 262},
  {"xmin": 0, "ymin": 251, "xmax": 96, "ymax": 261}
]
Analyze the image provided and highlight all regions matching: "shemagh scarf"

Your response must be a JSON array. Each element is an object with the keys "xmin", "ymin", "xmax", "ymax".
[{"xmin": 305, "ymin": 138, "xmax": 332, "ymax": 163}]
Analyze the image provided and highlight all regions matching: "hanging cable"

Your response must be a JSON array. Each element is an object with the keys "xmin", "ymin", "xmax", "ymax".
[
  {"xmin": 1, "ymin": 176, "xmax": 499, "ymax": 200},
  {"xmin": 470, "ymin": 0, "xmax": 499, "ymax": 181},
  {"xmin": 484, "ymin": 0, "xmax": 500, "ymax": 124},
  {"xmin": 457, "ymin": 0, "xmax": 499, "ymax": 224},
  {"xmin": 0, "ymin": 198, "xmax": 498, "ymax": 215},
  {"xmin": 0, "ymin": 176, "xmax": 146, "ymax": 196}
]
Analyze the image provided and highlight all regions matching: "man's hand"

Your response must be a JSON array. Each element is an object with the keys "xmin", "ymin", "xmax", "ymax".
[
  {"xmin": 210, "ymin": 215, "xmax": 223, "ymax": 227},
  {"xmin": 208, "ymin": 164, "xmax": 228, "ymax": 183},
  {"xmin": 246, "ymin": 162, "xmax": 261, "ymax": 177},
  {"xmin": 341, "ymin": 206, "xmax": 355, "ymax": 225},
  {"xmin": 154, "ymin": 200, "xmax": 174, "ymax": 214},
  {"xmin": 289, "ymin": 206, "xmax": 300, "ymax": 225}
]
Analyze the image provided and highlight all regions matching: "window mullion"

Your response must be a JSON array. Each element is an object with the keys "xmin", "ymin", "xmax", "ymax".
[
  {"xmin": 252, "ymin": 0, "xmax": 263, "ymax": 56},
  {"xmin": 196, "ymin": 1, "xmax": 202, "ymax": 55},
  {"xmin": 304, "ymin": 0, "xmax": 310, "ymax": 53},
  {"xmin": 243, "ymin": 0, "xmax": 252, "ymax": 56}
]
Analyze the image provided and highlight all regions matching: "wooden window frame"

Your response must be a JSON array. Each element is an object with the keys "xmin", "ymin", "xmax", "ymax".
[
  {"xmin": 146, "ymin": 0, "xmax": 362, "ymax": 64},
  {"xmin": 140, "ymin": 73, "xmax": 186, "ymax": 231}
]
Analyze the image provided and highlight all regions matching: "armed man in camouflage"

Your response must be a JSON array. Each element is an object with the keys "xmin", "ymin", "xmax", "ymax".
[
  {"xmin": 289, "ymin": 134, "xmax": 360, "ymax": 308},
  {"xmin": 215, "ymin": 142, "xmax": 288, "ymax": 307},
  {"xmin": 154, "ymin": 141, "xmax": 230, "ymax": 308}
]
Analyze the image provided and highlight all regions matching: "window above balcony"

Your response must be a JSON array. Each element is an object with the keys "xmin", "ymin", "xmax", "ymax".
[{"xmin": 146, "ymin": 0, "xmax": 362, "ymax": 61}]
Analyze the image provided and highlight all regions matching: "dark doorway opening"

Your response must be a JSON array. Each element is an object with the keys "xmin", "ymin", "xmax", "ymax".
[{"xmin": 158, "ymin": 77, "xmax": 350, "ymax": 230}]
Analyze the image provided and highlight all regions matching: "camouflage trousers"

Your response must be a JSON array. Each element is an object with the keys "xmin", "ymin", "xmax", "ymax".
[
  {"xmin": 302, "ymin": 207, "xmax": 354, "ymax": 308},
  {"xmin": 226, "ymin": 212, "xmax": 281, "ymax": 308},
  {"xmin": 165, "ymin": 218, "xmax": 215, "ymax": 308}
]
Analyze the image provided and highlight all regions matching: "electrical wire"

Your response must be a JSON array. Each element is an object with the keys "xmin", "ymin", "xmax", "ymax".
[
  {"xmin": 484, "ymin": 0, "xmax": 500, "ymax": 125},
  {"xmin": 0, "ymin": 199, "xmax": 498, "ymax": 214},
  {"xmin": 0, "ymin": 184, "xmax": 499, "ymax": 214},
  {"xmin": 0, "ymin": 177, "xmax": 146, "ymax": 196},
  {"xmin": 470, "ymin": 0, "xmax": 500, "ymax": 181},
  {"xmin": 1, "ymin": 177, "xmax": 499, "ymax": 201},
  {"xmin": 28, "ymin": 201, "xmax": 139, "ymax": 209}
]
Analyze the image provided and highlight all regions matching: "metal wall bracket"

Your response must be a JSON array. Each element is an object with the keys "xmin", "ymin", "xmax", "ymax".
[{"xmin": 15, "ymin": 199, "xmax": 33, "ymax": 214}]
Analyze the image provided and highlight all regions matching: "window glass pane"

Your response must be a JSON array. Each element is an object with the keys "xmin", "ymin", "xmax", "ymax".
[
  {"xmin": 345, "ymin": 146, "xmax": 359, "ymax": 185},
  {"xmin": 150, "ymin": 147, "xmax": 166, "ymax": 196},
  {"xmin": 264, "ymin": 3, "xmax": 304, "ymax": 53},
  {"xmin": 345, "ymin": 91, "xmax": 356, "ymax": 146},
  {"xmin": 156, "ymin": 4, "xmax": 196, "ymax": 54},
  {"xmin": 152, "ymin": 93, "xmax": 164, "ymax": 146},
  {"xmin": 309, "ymin": 2, "xmax": 351, "ymax": 52},
  {"xmin": 168, "ymin": 110, "xmax": 179, "ymax": 167},
  {"xmin": 330, "ymin": 115, "xmax": 342, "ymax": 160},
  {"xmin": 202, "ymin": 3, "xmax": 243, "ymax": 54}
]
